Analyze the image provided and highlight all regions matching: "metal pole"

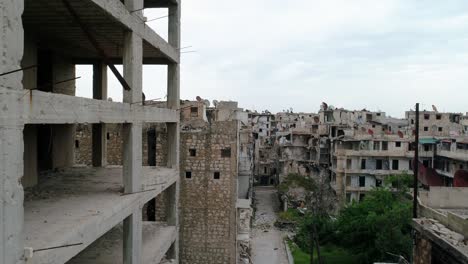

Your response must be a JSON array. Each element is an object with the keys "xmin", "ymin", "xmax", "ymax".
[{"xmin": 413, "ymin": 103, "xmax": 419, "ymax": 218}]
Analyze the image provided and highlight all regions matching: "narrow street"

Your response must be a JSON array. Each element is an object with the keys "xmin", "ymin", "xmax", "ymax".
[{"xmin": 251, "ymin": 186, "xmax": 289, "ymax": 264}]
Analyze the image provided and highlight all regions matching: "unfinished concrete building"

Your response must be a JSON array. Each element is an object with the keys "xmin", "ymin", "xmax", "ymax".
[{"xmin": 1, "ymin": 0, "xmax": 181, "ymax": 263}]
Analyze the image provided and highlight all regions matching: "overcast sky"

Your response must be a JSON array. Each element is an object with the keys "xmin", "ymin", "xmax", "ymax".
[{"xmin": 77, "ymin": 0, "xmax": 468, "ymax": 117}]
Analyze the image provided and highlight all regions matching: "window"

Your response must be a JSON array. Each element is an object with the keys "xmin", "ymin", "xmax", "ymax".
[
  {"xmin": 382, "ymin": 141, "xmax": 388, "ymax": 151},
  {"xmin": 189, "ymin": 149, "xmax": 196, "ymax": 157},
  {"xmin": 347, "ymin": 159, "xmax": 352, "ymax": 169},
  {"xmin": 409, "ymin": 160, "xmax": 413, "ymax": 170},
  {"xmin": 438, "ymin": 127, "xmax": 443, "ymax": 132},
  {"xmin": 221, "ymin": 148, "xmax": 231, "ymax": 158},
  {"xmin": 424, "ymin": 127, "xmax": 429, "ymax": 131},
  {"xmin": 376, "ymin": 113, "xmax": 381, "ymax": 116},
  {"xmin": 359, "ymin": 176, "xmax": 366, "ymax": 187},
  {"xmin": 264, "ymin": 167, "xmax": 267, "ymax": 174},
  {"xmin": 423, "ymin": 160, "xmax": 430, "ymax": 168},
  {"xmin": 346, "ymin": 193, "xmax": 351, "ymax": 203},
  {"xmin": 107, "ymin": 133, "xmax": 110, "ymax": 140},
  {"xmin": 213, "ymin": 172, "xmax": 220, "ymax": 179},
  {"xmin": 392, "ymin": 160, "xmax": 399, "ymax": 170},
  {"xmin": 411, "ymin": 119, "xmax": 414, "ymax": 124},
  {"xmin": 460, "ymin": 164, "xmax": 464, "ymax": 170},
  {"xmin": 436, "ymin": 114, "xmax": 442, "ymax": 120},
  {"xmin": 376, "ymin": 179, "xmax": 382, "ymax": 187},
  {"xmin": 259, "ymin": 129, "xmax": 263, "ymax": 132},
  {"xmin": 266, "ymin": 124, "xmax": 269, "ymax": 128},
  {"xmin": 185, "ymin": 171, "xmax": 192, "ymax": 179},
  {"xmin": 395, "ymin": 142, "xmax": 401, "ymax": 147},
  {"xmin": 373, "ymin": 141, "xmax": 380, "ymax": 151},
  {"xmin": 190, "ymin": 107, "xmax": 198, "ymax": 117},
  {"xmin": 424, "ymin": 145, "xmax": 430, "ymax": 152},
  {"xmin": 75, "ymin": 140, "xmax": 79, "ymax": 148},
  {"xmin": 376, "ymin": 159, "xmax": 383, "ymax": 170},
  {"xmin": 361, "ymin": 159, "xmax": 366, "ymax": 169},
  {"xmin": 424, "ymin": 114, "xmax": 430, "ymax": 120}
]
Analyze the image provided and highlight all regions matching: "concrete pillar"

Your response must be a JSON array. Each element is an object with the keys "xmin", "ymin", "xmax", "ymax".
[
  {"xmin": 51, "ymin": 55, "xmax": 76, "ymax": 168},
  {"xmin": 166, "ymin": 4, "xmax": 181, "ymax": 263},
  {"xmin": 0, "ymin": 1, "xmax": 25, "ymax": 263},
  {"xmin": 92, "ymin": 63, "xmax": 108, "ymax": 167},
  {"xmin": 23, "ymin": 125, "xmax": 38, "ymax": 188},
  {"xmin": 122, "ymin": 2, "xmax": 143, "ymax": 261}
]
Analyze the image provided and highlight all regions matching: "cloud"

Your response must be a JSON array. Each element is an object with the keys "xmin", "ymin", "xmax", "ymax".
[{"xmin": 76, "ymin": 0, "xmax": 468, "ymax": 117}]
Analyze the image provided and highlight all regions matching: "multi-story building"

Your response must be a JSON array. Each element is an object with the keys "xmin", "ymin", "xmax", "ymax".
[
  {"xmin": 178, "ymin": 100, "xmax": 253, "ymax": 264},
  {"xmin": 1, "ymin": 0, "xmax": 181, "ymax": 263}
]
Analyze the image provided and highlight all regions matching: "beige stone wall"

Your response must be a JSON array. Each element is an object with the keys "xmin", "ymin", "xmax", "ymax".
[
  {"xmin": 179, "ymin": 121, "xmax": 238, "ymax": 264},
  {"xmin": 74, "ymin": 123, "xmax": 163, "ymax": 166}
]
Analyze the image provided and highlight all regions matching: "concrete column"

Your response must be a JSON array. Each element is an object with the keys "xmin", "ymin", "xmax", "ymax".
[
  {"xmin": 51, "ymin": 55, "xmax": 76, "ymax": 168},
  {"xmin": 0, "ymin": 1, "xmax": 25, "ymax": 263},
  {"xmin": 122, "ymin": 3, "xmax": 143, "ymax": 260},
  {"xmin": 166, "ymin": 4, "xmax": 181, "ymax": 263},
  {"xmin": 92, "ymin": 63, "xmax": 108, "ymax": 167}
]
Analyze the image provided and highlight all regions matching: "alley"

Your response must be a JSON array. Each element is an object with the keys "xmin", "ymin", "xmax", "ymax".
[{"xmin": 251, "ymin": 186, "xmax": 289, "ymax": 264}]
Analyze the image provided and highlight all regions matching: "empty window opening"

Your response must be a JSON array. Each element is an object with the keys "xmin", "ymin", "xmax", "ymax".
[
  {"xmin": 438, "ymin": 127, "xmax": 443, "ymax": 132},
  {"xmin": 376, "ymin": 160, "xmax": 383, "ymax": 170},
  {"xmin": 359, "ymin": 176, "xmax": 365, "ymax": 187},
  {"xmin": 424, "ymin": 127, "xmax": 429, "ymax": 131},
  {"xmin": 436, "ymin": 114, "xmax": 442, "ymax": 120},
  {"xmin": 264, "ymin": 167, "xmax": 267, "ymax": 174},
  {"xmin": 423, "ymin": 160, "xmax": 430, "ymax": 168},
  {"xmin": 392, "ymin": 160, "xmax": 399, "ymax": 170},
  {"xmin": 189, "ymin": 149, "xmax": 196, "ymax": 157},
  {"xmin": 424, "ymin": 145, "xmax": 430, "ymax": 152},
  {"xmin": 361, "ymin": 159, "xmax": 366, "ymax": 169},
  {"xmin": 75, "ymin": 140, "xmax": 80, "ymax": 148},
  {"xmin": 190, "ymin": 107, "xmax": 198, "ymax": 117},
  {"xmin": 213, "ymin": 172, "xmax": 220, "ymax": 180},
  {"xmin": 395, "ymin": 141, "xmax": 401, "ymax": 147},
  {"xmin": 359, "ymin": 193, "xmax": 366, "ymax": 201},
  {"xmin": 185, "ymin": 171, "xmax": 192, "ymax": 179},
  {"xmin": 106, "ymin": 132, "xmax": 110, "ymax": 140},
  {"xmin": 221, "ymin": 148, "xmax": 231, "ymax": 158},
  {"xmin": 382, "ymin": 141, "xmax": 388, "ymax": 151},
  {"xmin": 424, "ymin": 114, "xmax": 430, "ymax": 120}
]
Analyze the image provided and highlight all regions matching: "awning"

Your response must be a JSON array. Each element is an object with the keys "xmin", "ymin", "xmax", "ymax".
[{"xmin": 419, "ymin": 138, "xmax": 439, "ymax": 145}]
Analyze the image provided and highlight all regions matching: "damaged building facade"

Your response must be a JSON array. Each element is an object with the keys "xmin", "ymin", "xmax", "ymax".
[
  {"xmin": 74, "ymin": 100, "xmax": 255, "ymax": 264},
  {"xmin": 1, "ymin": 0, "xmax": 181, "ymax": 263}
]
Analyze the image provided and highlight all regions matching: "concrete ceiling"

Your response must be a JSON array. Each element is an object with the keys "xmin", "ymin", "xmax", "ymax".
[{"xmin": 23, "ymin": 0, "xmax": 172, "ymax": 64}]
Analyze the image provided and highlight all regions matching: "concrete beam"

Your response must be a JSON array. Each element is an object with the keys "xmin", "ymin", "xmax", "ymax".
[
  {"xmin": 88, "ymin": 0, "xmax": 179, "ymax": 63},
  {"xmin": 0, "ymin": 88, "xmax": 178, "ymax": 124}
]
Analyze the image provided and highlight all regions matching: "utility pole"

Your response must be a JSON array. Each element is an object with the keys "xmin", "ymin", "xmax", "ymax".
[{"xmin": 413, "ymin": 103, "xmax": 419, "ymax": 218}]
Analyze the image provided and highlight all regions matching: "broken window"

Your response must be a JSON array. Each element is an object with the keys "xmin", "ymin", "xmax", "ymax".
[
  {"xmin": 213, "ymin": 172, "xmax": 220, "ymax": 180},
  {"xmin": 392, "ymin": 160, "xmax": 399, "ymax": 170},
  {"xmin": 436, "ymin": 114, "xmax": 442, "ymax": 120},
  {"xmin": 190, "ymin": 107, "xmax": 198, "ymax": 117},
  {"xmin": 424, "ymin": 114, "xmax": 430, "ymax": 120},
  {"xmin": 221, "ymin": 148, "xmax": 231, "ymax": 158},
  {"xmin": 424, "ymin": 127, "xmax": 429, "ymax": 131},
  {"xmin": 376, "ymin": 160, "xmax": 383, "ymax": 170},
  {"xmin": 361, "ymin": 159, "xmax": 366, "ymax": 169},
  {"xmin": 438, "ymin": 127, "xmax": 443, "ymax": 132},
  {"xmin": 189, "ymin": 149, "xmax": 196, "ymax": 157},
  {"xmin": 185, "ymin": 171, "xmax": 192, "ymax": 179},
  {"xmin": 395, "ymin": 141, "xmax": 401, "ymax": 148},
  {"xmin": 376, "ymin": 179, "xmax": 382, "ymax": 187},
  {"xmin": 359, "ymin": 176, "xmax": 365, "ymax": 187}
]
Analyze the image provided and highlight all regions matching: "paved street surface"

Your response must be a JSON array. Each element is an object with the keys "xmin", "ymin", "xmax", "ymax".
[{"xmin": 251, "ymin": 186, "xmax": 289, "ymax": 264}]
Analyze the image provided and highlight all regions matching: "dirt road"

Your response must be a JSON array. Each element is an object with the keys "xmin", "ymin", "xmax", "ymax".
[{"xmin": 251, "ymin": 186, "xmax": 289, "ymax": 264}]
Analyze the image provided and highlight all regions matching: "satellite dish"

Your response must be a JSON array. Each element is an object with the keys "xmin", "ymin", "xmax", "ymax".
[
  {"xmin": 432, "ymin": 105, "xmax": 438, "ymax": 112},
  {"xmin": 368, "ymin": 129, "xmax": 374, "ymax": 135},
  {"xmin": 398, "ymin": 131, "xmax": 404, "ymax": 138},
  {"xmin": 213, "ymin": 100, "xmax": 219, "ymax": 107},
  {"xmin": 203, "ymin": 99, "xmax": 210, "ymax": 107},
  {"xmin": 196, "ymin": 96, "xmax": 203, "ymax": 102}
]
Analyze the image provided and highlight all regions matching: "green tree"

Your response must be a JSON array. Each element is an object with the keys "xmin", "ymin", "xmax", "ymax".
[{"xmin": 336, "ymin": 188, "xmax": 413, "ymax": 262}]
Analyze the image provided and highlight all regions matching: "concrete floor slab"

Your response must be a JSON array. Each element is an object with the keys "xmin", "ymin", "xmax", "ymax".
[{"xmin": 24, "ymin": 166, "xmax": 177, "ymax": 264}]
